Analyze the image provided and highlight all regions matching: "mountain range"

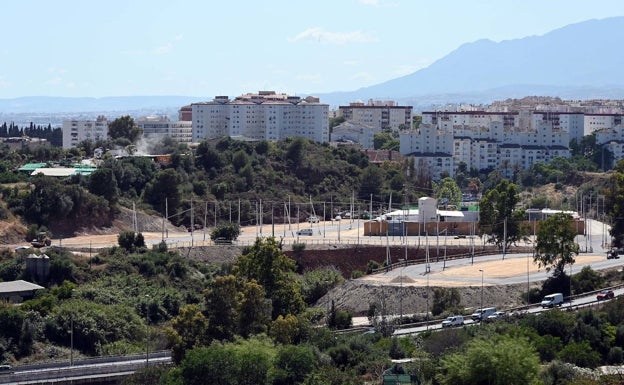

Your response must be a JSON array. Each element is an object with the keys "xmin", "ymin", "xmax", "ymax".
[{"xmin": 1, "ymin": 16, "xmax": 623, "ymax": 114}]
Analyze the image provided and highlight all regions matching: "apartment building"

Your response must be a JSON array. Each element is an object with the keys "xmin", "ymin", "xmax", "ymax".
[
  {"xmin": 62, "ymin": 116, "xmax": 109, "ymax": 149},
  {"xmin": 595, "ymin": 125, "xmax": 624, "ymax": 167},
  {"xmin": 191, "ymin": 91, "xmax": 329, "ymax": 143},
  {"xmin": 330, "ymin": 120, "xmax": 376, "ymax": 149},
  {"xmin": 400, "ymin": 111, "xmax": 570, "ymax": 179},
  {"xmin": 584, "ymin": 113, "xmax": 623, "ymax": 136},
  {"xmin": 338, "ymin": 100, "xmax": 412, "ymax": 131},
  {"xmin": 137, "ymin": 116, "xmax": 192, "ymax": 143}
]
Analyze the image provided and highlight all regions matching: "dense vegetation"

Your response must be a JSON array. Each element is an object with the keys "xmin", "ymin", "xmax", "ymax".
[{"xmin": 2, "ymin": 118, "xmax": 624, "ymax": 383}]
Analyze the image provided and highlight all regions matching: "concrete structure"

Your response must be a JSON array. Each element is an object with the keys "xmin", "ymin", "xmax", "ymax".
[
  {"xmin": 62, "ymin": 116, "xmax": 109, "ymax": 149},
  {"xmin": 338, "ymin": 100, "xmax": 412, "ymax": 132},
  {"xmin": 26, "ymin": 254, "xmax": 50, "ymax": 282},
  {"xmin": 191, "ymin": 91, "xmax": 329, "ymax": 143},
  {"xmin": 137, "ymin": 116, "xmax": 192, "ymax": 143}
]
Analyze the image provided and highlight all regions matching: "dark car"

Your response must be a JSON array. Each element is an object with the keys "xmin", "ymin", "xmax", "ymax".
[
  {"xmin": 597, "ymin": 289, "xmax": 615, "ymax": 301},
  {"xmin": 607, "ymin": 249, "xmax": 620, "ymax": 259},
  {"xmin": 214, "ymin": 237, "xmax": 233, "ymax": 245}
]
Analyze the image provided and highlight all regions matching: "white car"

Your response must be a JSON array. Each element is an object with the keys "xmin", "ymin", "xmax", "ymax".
[
  {"xmin": 441, "ymin": 315, "xmax": 464, "ymax": 328},
  {"xmin": 307, "ymin": 216, "xmax": 320, "ymax": 223},
  {"xmin": 486, "ymin": 311, "xmax": 506, "ymax": 322}
]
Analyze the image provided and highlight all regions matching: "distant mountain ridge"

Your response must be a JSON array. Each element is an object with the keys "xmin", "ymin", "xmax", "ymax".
[
  {"xmin": 2, "ymin": 17, "xmax": 624, "ymax": 113},
  {"xmin": 318, "ymin": 16, "xmax": 624, "ymax": 106},
  {"xmin": 0, "ymin": 96, "xmax": 208, "ymax": 114}
]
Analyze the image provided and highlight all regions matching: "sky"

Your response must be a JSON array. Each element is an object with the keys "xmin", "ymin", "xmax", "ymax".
[{"xmin": 1, "ymin": 0, "xmax": 623, "ymax": 99}]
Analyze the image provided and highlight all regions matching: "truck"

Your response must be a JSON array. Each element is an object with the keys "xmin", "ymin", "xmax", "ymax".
[
  {"xmin": 540, "ymin": 293, "xmax": 564, "ymax": 308},
  {"xmin": 30, "ymin": 232, "xmax": 52, "ymax": 248}
]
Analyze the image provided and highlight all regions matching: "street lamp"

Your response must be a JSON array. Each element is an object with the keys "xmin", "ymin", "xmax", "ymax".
[
  {"xmin": 145, "ymin": 294, "xmax": 150, "ymax": 367},
  {"xmin": 70, "ymin": 289, "xmax": 75, "ymax": 366},
  {"xmin": 479, "ymin": 269, "xmax": 484, "ymax": 325}
]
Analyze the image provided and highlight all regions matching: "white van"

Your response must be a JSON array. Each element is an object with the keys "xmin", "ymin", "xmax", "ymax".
[
  {"xmin": 541, "ymin": 293, "xmax": 564, "ymax": 308},
  {"xmin": 297, "ymin": 228, "xmax": 313, "ymax": 236},
  {"xmin": 470, "ymin": 307, "xmax": 497, "ymax": 321}
]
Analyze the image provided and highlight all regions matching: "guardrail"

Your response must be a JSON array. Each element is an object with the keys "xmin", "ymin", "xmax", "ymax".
[{"xmin": 0, "ymin": 351, "xmax": 172, "ymax": 384}]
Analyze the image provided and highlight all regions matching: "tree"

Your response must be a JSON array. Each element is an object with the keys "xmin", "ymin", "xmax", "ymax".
[
  {"xmin": 272, "ymin": 344, "xmax": 317, "ymax": 385},
  {"xmin": 433, "ymin": 177, "xmax": 462, "ymax": 207},
  {"xmin": 238, "ymin": 280, "xmax": 271, "ymax": 338},
  {"xmin": 210, "ymin": 223, "xmax": 241, "ymax": 241},
  {"xmin": 164, "ymin": 304, "xmax": 209, "ymax": 363},
  {"xmin": 88, "ymin": 168, "xmax": 119, "ymax": 204},
  {"xmin": 438, "ymin": 336, "xmax": 540, "ymax": 385},
  {"xmin": 142, "ymin": 169, "xmax": 182, "ymax": 217},
  {"xmin": 203, "ymin": 275, "xmax": 239, "ymax": 342},
  {"xmin": 478, "ymin": 179, "xmax": 528, "ymax": 249},
  {"xmin": 234, "ymin": 237, "xmax": 304, "ymax": 318},
  {"xmin": 108, "ymin": 116, "xmax": 142, "ymax": 143},
  {"xmin": 534, "ymin": 213, "xmax": 579, "ymax": 277}
]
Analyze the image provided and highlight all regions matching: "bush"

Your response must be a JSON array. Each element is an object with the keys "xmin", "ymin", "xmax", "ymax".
[
  {"xmin": 607, "ymin": 346, "xmax": 624, "ymax": 364},
  {"xmin": 558, "ymin": 341, "xmax": 601, "ymax": 368},
  {"xmin": 210, "ymin": 223, "xmax": 241, "ymax": 241}
]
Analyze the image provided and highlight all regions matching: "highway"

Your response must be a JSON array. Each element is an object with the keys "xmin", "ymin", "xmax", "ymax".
[
  {"xmin": 392, "ymin": 286, "xmax": 624, "ymax": 336},
  {"xmin": 0, "ymin": 351, "xmax": 171, "ymax": 384}
]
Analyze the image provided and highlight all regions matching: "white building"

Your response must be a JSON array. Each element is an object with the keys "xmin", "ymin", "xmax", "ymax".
[
  {"xmin": 331, "ymin": 120, "xmax": 377, "ymax": 149},
  {"xmin": 584, "ymin": 113, "xmax": 624, "ymax": 136},
  {"xmin": 191, "ymin": 91, "xmax": 329, "ymax": 143},
  {"xmin": 62, "ymin": 116, "xmax": 109, "ymax": 149},
  {"xmin": 137, "ymin": 116, "xmax": 192, "ymax": 143},
  {"xmin": 400, "ymin": 111, "xmax": 571, "ymax": 179},
  {"xmin": 595, "ymin": 125, "xmax": 624, "ymax": 167},
  {"xmin": 338, "ymin": 100, "xmax": 412, "ymax": 131}
]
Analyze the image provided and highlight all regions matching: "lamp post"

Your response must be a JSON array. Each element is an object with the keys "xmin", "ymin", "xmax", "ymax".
[
  {"xmin": 479, "ymin": 269, "xmax": 484, "ymax": 325},
  {"xmin": 70, "ymin": 315, "xmax": 74, "ymax": 366},
  {"xmin": 145, "ymin": 294, "xmax": 150, "ymax": 367},
  {"xmin": 70, "ymin": 289, "xmax": 75, "ymax": 366}
]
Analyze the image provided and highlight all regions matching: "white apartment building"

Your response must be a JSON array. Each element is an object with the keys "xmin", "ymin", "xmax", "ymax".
[
  {"xmin": 338, "ymin": 100, "xmax": 412, "ymax": 131},
  {"xmin": 62, "ymin": 116, "xmax": 109, "ymax": 149},
  {"xmin": 595, "ymin": 125, "xmax": 624, "ymax": 167},
  {"xmin": 330, "ymin": 120, "xmax": 377, "ymax": 149},
  {"xmin": 531, "ymin": 112, "xmax": 584, "ymax": 143},
  {"xmin": 400, "ymin": 111, "xmax": 571, "ymax": 180},
  {"xmin": 191, "ymin": 91, "xmax": 329, "ymax": 143},
  {"xmin": 584, "ymin": 113, "xmax": 624, "ymax": 136},
  {"xmin": 137, "ymin": 116, "xmax": 192, "ymax": 143}
]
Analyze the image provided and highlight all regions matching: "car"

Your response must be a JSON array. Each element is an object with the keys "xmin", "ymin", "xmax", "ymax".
[
  {"xmin": 607, "ymin": 249, "xmax": 620, "ymax": 259},
  {"xmin": 297, "ymin": 228, "xmax": 313, "ymax": 236},
  {"xmin": 454, "ymin": 235, "xmax": 466, "ymax": 239},
  {"xmin": 214, "ymin": 237, "xmax": 233, "ymax": 245},
  {"xmin": 334, "ymin": 215, "xmax": 342, "ymax": 221},
  {"xmin": 307, "ymin": 216, "xmax": 320, "ymax": 223},
  {"xmin": 486, "ymin": 311, "xmax": 506, "ymax": 322},
  {"xmin": 541, "ymin": 293, "xmax": 564, "ymax": 308},
  {"xmin": 14, "ymin": 246, "xmax": 30, "ymax": 252},
  {"xmin": 597, "ymin": 289, "xmax": 615, "ymax": 301},
  {"xmin": 470, "ymin": 307, "xmax": 497, "ymax": 321},
  {"xmin": 0, "ymin": 364, "xmax": 12, "ymax": 373},
  {"xmin": 441, "ymin": 315, "xmax": 464, "ymax": 328}
]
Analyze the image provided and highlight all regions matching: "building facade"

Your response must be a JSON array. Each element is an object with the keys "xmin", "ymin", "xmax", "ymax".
[
  {"xmin": 400, "ymin": 111, "xmax": 571, "ymax": 179},
  {"xmin": 61, "ymin": 116, "xmax": 109, "ymax": 149},
  {"xmin": 338, "ymin": 100, "xmax": 412, "ymax": 132},
  {"xmin": 191, "ymin": 91, "xmax": 329, "ymax": 143},
  {"xmin": 137, "ymin": 116, "xmax": 192, "ymax": 143}
]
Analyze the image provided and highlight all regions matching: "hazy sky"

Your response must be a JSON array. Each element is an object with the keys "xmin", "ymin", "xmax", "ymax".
[{"xmin": 2, "ymin": 0, "xmax": 623, "ymax": 98}]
